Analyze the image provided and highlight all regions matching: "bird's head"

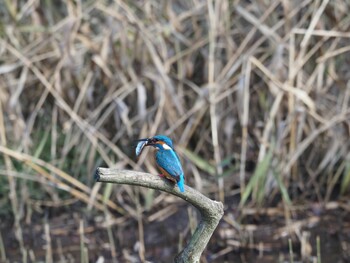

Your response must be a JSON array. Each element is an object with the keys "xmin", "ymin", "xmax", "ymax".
[
  {"xmin": 146, "ymin": 135, "xmax": 174, "ymax": 150},
  {"xmin": 136, "ymin": 135, "xmax": 174, "ymax": 154}
]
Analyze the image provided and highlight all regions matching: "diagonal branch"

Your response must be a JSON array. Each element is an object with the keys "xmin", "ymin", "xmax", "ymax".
[{"xmin": 95, "ymin": 168, "xmax": 224, "ymax": 263}]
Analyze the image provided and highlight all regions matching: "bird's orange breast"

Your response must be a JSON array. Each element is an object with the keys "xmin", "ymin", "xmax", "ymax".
[{"xmin": 157, "ymin": 165, "xmax": 177, "ymax": 183}]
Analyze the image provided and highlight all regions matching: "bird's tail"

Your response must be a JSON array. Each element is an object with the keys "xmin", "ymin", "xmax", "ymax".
[{"xmin": 177, "ymin": 175, "xmax": 185, "ymax": 193}]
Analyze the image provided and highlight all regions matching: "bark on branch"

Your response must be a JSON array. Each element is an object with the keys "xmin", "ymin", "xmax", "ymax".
[{"xmin": 95, "ymin": 168, "xmax": 224, "ymax": 263}]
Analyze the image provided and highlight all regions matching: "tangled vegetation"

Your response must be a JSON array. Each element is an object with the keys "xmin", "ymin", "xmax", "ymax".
[{"xmin": 0, "ymin": 0, "xmax": 349, "ymax": 262}]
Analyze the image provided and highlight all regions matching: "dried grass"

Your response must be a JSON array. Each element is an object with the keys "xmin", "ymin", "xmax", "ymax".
[{"xmin": 0, "ymin": 0, "xmax": 350, "ymax": 261}]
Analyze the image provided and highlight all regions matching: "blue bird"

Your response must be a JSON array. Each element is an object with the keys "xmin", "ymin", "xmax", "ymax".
[{"xmin": 136, "ymin": 135, "xmax": 185, "ymax": 192}]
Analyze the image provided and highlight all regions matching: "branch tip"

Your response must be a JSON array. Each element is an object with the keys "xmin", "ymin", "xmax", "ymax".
[{"xmin": 94, "ymin": 168, "xmax": 101, "ymax": 181}]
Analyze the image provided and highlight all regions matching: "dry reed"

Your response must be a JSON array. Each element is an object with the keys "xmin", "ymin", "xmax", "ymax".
[{"xmin": 0, "ymin": 0, "xmax": 349, "ymax": 262}]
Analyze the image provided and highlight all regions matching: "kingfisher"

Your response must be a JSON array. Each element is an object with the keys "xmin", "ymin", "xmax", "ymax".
[{"xmin": 135, "ymin": 135, "xmax": 185, "ymax": 192}]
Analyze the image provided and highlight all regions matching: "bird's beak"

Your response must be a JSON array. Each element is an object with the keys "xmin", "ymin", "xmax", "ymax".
[
  {"xmin": 135, "ymin": 137, "xmax": 160, "ymax": 157},
  {"xmin": 138, "ymin": 138, "xmax": 156, "ymax": 146},
  {"xmin": 137, "ymin": 138, "xmax": 149, "ymax": 143},
  {"xmin": 148, "ymin": 139, "xmax": 156, "ymax": 146}
]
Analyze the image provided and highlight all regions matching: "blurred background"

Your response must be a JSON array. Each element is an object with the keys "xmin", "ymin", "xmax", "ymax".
[{"xmin": 1, "ymin": 0, "xmax": 350, "ymax": 262}]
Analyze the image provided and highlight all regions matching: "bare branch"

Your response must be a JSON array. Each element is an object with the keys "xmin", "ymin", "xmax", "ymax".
[{"xmin": 95, "ymin": 168, "xmax": 224, "ymax": 263}]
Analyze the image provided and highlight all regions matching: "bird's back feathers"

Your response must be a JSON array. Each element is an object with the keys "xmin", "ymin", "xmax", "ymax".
[{"xmin": 155, "ymin": 149, "xmax": 185, "ymax": 192}]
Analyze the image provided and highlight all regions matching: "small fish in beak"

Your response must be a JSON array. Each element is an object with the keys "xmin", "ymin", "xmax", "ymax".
[{"xmin": 135, "ymin": 138, "xmax": 149, "ymax": 157}]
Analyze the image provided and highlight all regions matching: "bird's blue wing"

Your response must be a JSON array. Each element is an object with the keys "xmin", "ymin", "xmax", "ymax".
[{"xmin": 156, "ymin": 149, "xmax": 184, "ymax": 181}]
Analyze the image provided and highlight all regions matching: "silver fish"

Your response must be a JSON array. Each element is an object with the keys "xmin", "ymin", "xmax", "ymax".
[{"xmin": 136, "ymin": 140, "xmax": 147, "ymax": 156}]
